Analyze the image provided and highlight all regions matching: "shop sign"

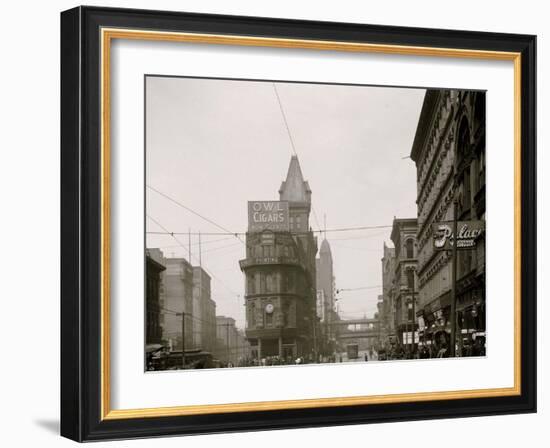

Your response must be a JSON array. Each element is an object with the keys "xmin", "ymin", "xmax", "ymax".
[
  {"xmin": 402, "ymin": 331, "xmax": 419, "ymax": 344},
  {"xmin": 432, "ymin": 220, "xmax": 485, "ymax": 251},
  {"xmin": 248, "ymin": 201, "xmax": 289, "ymax": 232}
]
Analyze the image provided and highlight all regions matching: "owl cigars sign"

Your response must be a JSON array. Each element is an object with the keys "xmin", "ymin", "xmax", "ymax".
[
  {"xmin": 432, "ymin": 220, "xmax": 485, "ymax": 251},
  {"xmin": 248, "ymin": 201, "xmax": 290, "ymax": 232}
]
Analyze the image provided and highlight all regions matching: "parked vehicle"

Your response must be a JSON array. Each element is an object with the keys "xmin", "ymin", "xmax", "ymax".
[{"xmin": 346, "ymin": 343, "xmax": 359, "ymax": 360}]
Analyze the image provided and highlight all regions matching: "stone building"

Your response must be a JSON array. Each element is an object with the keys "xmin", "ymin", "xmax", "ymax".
[
  {"xmin": 410, "ymin": 90, "xmax": 486, "ymax": 350},
  {"xmin": 162, "ymin": 257, "xmax": 194, "ymax": 350},
  {"xmin": 145, "ymin": 251, "xmax": 166, "ymax": 345},
  {"xmin": 390, "ymin": 218, "xmax": 419, "ymax": 349},
  {"xmin": 240, "ymin": 155, "xmax": 318, "ymax": 361},
  {"xmin": 192, "ymin": 266, "xmax": 217, "ymax": 353},
  {"xmin": 215, "ymin": 316, "xmax": 251, "ymax": 365},
  {"xmin": 380, "ymin": 243, "xmax": 396, "ymax": 346}
]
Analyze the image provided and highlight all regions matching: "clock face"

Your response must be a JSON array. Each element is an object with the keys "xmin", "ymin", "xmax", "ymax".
[{"xmin": 265, "ymin": 303, "xmax": 274, "ymax": 314}]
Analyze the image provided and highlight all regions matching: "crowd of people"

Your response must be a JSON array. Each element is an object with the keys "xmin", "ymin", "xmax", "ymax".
[{"xmin": 380, "ymin": 333, "xmax": 486, "ymax": 360}]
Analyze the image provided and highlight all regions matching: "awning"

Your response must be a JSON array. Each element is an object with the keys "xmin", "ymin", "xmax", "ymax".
[{"xmin": 145, "ymin": 344, "xmax": 164, "ymax": 354}]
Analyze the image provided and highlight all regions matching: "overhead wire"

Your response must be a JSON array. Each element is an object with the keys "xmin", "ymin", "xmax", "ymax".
[
  {"xmin": 146, "ymin": 214, "xmax": 242, "ymax": 299},
  {"xmin": 147, "ymin": 184, "xmax": 246, "ymax": 247},
  {"xmin": 147, "ymin": 223, "xmax": 392, "ymax": 237}
]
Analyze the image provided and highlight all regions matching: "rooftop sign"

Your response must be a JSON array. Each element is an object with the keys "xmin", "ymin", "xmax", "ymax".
[{"xmin": 248, "ymin": 201, "xmax": 290, "ymax": 232}]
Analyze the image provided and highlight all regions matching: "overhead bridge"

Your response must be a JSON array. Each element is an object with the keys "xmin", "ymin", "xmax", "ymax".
[
  {"xmin": 330, "ymin": 318, "xmax": 379, "ymax": 327},
  {"xmin": 331, "ymin": 318, "xmax": 381, "ymax": 342},
  {"xmin": 338, "ymin": 330, "xmax": 380, "ymax": 340}
]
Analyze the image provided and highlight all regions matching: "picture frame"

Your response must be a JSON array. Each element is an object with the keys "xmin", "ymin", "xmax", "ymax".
[{"xmin": 60, "ymin": 6, "xmax": 536, "ymax": 442}]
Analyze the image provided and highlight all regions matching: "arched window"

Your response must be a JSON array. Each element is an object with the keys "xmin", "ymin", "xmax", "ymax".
[{"xmin": 406, "ymin": 239, "xmax": 414, "ymax": 259}]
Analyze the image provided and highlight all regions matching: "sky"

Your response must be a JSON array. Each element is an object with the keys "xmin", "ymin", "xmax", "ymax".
[{"xmin": 145, "ymin": 76, "xmax": 425, "ymax": 329}]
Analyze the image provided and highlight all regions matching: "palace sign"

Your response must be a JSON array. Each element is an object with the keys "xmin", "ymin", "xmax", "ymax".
[
  {"xmin": 432, "ymin": 220, "xmax": 485, "ymax": 251},
  {"xmin": 248, "ymin": 201, "xmax": 289, "ymax": 232}
]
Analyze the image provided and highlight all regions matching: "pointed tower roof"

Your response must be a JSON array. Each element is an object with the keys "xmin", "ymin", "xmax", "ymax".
[
  {"xmin": 320, "ymin": 238, "xmax": 332, "ymax": 256},
  {"xmin": 279, "ymin": 155, "xmax": 311, "ymax": 203}
]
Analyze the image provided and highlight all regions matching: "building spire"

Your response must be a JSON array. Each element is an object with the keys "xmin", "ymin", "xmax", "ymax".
[{"xmin": 279, "ymin": 155, "xmax": 311, "ymax": 203}]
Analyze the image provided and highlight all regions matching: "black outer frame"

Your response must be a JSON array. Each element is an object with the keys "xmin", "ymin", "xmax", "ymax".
[{"xmin": 60, "ymin": 6, "xmax": 537, "ymax": 442}]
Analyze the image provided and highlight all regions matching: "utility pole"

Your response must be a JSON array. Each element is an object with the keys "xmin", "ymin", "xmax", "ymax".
[
  {"xmin": 450, "ymin": 199, "xmax": 458, "ymax": 357},
  {"xmin": 226, "ymin": 323, "xmax": 230, "ymax": 365},
  {"xmin": 198, "ymin": 231, "xmax": 202, "ymax": 267},
  {"xmin": 405, "ymin": 294, "xmax": 409, "ymax": 357},
  {"xmin": 312, "ymin": 316, "xmax": 317, "ymax": 362},
  {"xmin": 188, "ymin": 228, "xmax": 191, "ymax": 262},
  {"xmin": 177, "ymin": 311, "xmax": 186, "ymax": 368}
]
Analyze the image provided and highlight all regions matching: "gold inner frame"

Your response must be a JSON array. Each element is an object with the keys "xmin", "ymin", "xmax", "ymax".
[{"xmin": 100, "ymin": 27, "xmax": 522, "ymax": 420}]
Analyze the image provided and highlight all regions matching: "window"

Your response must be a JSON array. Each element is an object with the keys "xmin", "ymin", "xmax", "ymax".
[
  {"xmin": 460, "ymin": 250, "xmax": 473, "ymax": 277},
  {"xmin": 463, "ymin": 168, "xmax": 471, "ymax": 212},
  {"xmin": 457, "ymin": 118, "xmax": 472, "ymax": 215},
  {"xmin": 260, "ymin": 273, "xmax": 266, "ymax": 292},
  {"xmin": 248, "ymin": 304, "xmax": 255, "ymax": 327},
  {"xmin": 266, "ymin": 274, "xmax": 274, "ymax": 292},
  {"xmin": 286, "ymin": 271, "xmax": 294, "ymax": 292},
  {"xmin": 406, "ymin": 239, "xmax": 414, "ymax": 259},
  {"xmin": 478, "ymin": 150, "xmax": 485, "ymax": 191},
  {"xmin": 247, "ymin": 276, "xmax": 255, "ymax": 294},
  {"xmin": 457, "ymin": 117, "xmax": 470, "ymax": 165},
  {"xmin": 396, "ymin": 298, "xmax": 402, "ymax": 323},
  {"xmin": 407, "ymin": 270, "xmax": 415, "ymax": 290}
]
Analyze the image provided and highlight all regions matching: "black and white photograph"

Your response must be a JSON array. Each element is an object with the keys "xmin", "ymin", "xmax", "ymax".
[{"xmin": 144, "ymin": 76, "xmax": 486, "ymax": 371}]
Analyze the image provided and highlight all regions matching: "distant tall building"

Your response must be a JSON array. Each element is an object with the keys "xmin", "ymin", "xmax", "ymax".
[
  {"xmin": 240, "ymin": 155, "xmax": 318, "ymax": 360},
  {"xmin": 192, "ymin": 266, "xmax": 216, "ymax": 352},
  {"xmin": 316, "ymin": 238, "xmax": 337, "ymax": 355},
  {"xmin": 390, "ymin": 218, "xmax": 418, "ymax": 348},
  {"xmin": 215, "ymin": 316, "xmax": 251, "ymax": 365},
  {"xmin": 202, "ymin": 296, "xmax": 217, "ymax": 353},
  {"xmin": 145, "ymin": 251, "xmax": 166, "ymax": 345}
]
